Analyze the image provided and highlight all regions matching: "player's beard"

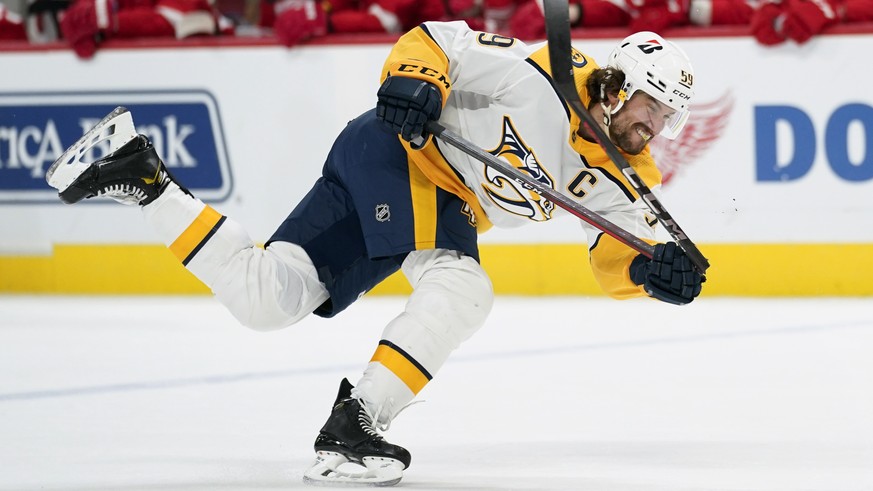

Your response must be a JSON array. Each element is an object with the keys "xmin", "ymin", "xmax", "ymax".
[{"xmin": 608, "ymin": 120, "xmax": 650, "ymax": 155}]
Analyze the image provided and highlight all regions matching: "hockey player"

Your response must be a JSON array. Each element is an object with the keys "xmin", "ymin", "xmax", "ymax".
[
  {"xmin": 46, "ymin": 21, "xmax": 704, "ymax": 486},
  {"xmin": 0, "ymin": 4, "xmax": 28, "ymax": 40},
  {"xmin": 509, "ymin": 0, "xmax": 631, "ymax": 40},
  {"xmin": 751, "ymin": 0, "xmax": 873, "ymax": 46},
  {"xmin": 60, "ymin": 0, "xmax": 234, "ymax": 59},
  {"xmin": 261, "ymin": 0, "xmax": 447, "ymax": 48}
]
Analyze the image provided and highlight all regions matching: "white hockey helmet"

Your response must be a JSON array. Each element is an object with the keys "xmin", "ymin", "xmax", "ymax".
[{"xmin": 607, "ymin": 31, "xmax": 695, "ymax": 140}]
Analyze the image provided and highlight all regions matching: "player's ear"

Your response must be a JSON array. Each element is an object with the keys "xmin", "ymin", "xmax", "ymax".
[{"xmin": 604, "ymin": 91, "xmax": 622, "ymax": 112}]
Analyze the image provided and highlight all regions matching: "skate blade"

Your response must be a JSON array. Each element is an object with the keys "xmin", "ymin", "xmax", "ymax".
[
  {"xmin": 45, "ymin": 106, "xmax": 137, "ymax": 191},
  {"xmin": 302, "ymin": 451, "xmax": 404, "ymax": 487}
]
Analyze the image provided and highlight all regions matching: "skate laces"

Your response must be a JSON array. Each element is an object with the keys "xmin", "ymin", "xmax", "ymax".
[
  {"xmin": 96, "ymin": 168, "xmax": 167, "ymax": 206},
  {"xmin": 355, "ymin": 398, "xmax": 386, "ymax": 440},
  {"xmin": 98, "ymin": 183, "xmax": 149, "ymax": 205},
  {"xmin": 356, "ymin": 397, "xmax": 423, "ymax": 436}
]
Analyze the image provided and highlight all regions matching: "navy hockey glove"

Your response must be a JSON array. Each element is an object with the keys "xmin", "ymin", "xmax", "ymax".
[
  {"xmin": 376, "ymin": 75, "xmax": 443, "ymax": 147},
  {"xmin": 629, "ymin": 242, "xmax": 704, "ymax": 305}
]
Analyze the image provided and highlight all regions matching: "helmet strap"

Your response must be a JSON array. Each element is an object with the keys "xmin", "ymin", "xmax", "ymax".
[
  {"xmin": 599, "ymin": 83, "xmax": 613, "ymax": 128},
  {"xmin": 599, "ymin": 84, "xmax": 628, "ymax": 129},
  {"xmin": 600, "ymin": 102, "xmax": 612, "ymax": 128}
]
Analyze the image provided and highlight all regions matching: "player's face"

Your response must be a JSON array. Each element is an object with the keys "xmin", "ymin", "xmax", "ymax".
[{"xmin": 609, "ymin": 92, "xmax": 674, "ymax": 154}]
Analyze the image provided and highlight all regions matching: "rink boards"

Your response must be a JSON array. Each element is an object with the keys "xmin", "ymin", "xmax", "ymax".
[{"xmin": 0, "ymin": 33, "xmax": 872, "ymax": 295}]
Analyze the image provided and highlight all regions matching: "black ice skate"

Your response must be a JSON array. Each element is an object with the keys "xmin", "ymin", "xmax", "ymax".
[
  {"xmin": 45, "ymin": 106, "xmax": 172, "ymax": 206},
  {"xmin": 303, "ymin": 378, "xmax": 411, "ymax": 487}
]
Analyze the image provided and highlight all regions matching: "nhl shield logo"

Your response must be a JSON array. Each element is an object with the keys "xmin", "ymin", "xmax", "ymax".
[{"xmin": 375, "ymin": 203, "xmax": 390, "ymax": 222}]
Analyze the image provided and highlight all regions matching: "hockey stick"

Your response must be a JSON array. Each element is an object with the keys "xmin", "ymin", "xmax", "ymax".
[
  {"xmin": 541, "ymin": 0, "xmax": 710, "ymax": 274},
  {"xmin": 426, "ymin": 121, "xmax": 656, "ymax": 258}
]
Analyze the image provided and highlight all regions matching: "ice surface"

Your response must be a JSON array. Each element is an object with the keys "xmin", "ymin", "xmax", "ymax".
[{"xmin": 1, "ymin": 295, "xmax": 871, "ymax": 490}]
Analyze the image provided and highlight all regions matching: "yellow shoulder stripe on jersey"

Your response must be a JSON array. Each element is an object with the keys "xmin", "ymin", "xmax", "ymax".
[
  {"xmin": 381, "ymin": 25, "xmax": 452, "ymax": 106},
  {"xmin": 169, "ymin": 206, "xmax": 225, "ymax": 266},
  {"xmin": 370, "ymin": 340, "xmax": 432, "ymax": 395},
  {"xmin": 526, "ymin": 44, "xmax": 599, "ymax": 116},
  {"xmin": 589, "ymin": 233, "xmax": 654, "ymax": 299}
]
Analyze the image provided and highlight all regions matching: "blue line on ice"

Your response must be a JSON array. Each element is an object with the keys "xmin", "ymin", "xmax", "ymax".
[{"xmin": 1, "ymin": 319, "xmax": 870, "ymax": 402}]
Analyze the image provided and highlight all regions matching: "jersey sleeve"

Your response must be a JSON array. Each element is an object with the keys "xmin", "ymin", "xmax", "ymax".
[
  {"xmin": 580, "ymin": 155, "xmax": 663, "ymax": 300},
  {"xmin": 380, "ymin": 22, "xmax": 454, "ymax": 106},
  {"xmin": 380, "ymin": 21, "xmax": 538, "ymax": 102},
  {"xmin": 587, "ymin": 228, "xmax": 653, "ymax": 300}
]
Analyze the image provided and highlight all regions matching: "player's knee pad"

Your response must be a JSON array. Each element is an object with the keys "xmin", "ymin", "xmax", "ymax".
[
  {"xmin": 401, "ymin": 248, "xmax": 494, "ymax": 346},
  {"xmin": 208, "ymin": 240, "xmax": 330, "ymax": 331},
  {"xmin": 375, "ymin": 249, "xmax": 493, "ymax": 375},
  {"xmin": 356, "ymin": 249, "xmax": 492, "ymax": 417},
  {"xmin": 142, "ymin": 186, "xmax": 328, "ymax": 330}
]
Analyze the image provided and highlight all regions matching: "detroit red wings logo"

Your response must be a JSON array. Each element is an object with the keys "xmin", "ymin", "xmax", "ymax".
[{"xmin": 648, "ymin": 92, "xmax": 734, "ymax": 186}]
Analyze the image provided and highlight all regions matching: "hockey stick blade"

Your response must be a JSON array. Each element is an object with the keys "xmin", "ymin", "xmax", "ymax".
[
  {"xmin": 427, "ymin": 121, "xmax": 655, "ymax": 259},
  {"xmin": 541, "ymin": 0, "xmax": 709, "ymax": 274}
]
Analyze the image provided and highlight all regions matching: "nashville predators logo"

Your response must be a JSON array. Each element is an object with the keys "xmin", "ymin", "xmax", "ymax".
[{"xmin": 483, "ymin": 116, "xmax": 555, "ymax": 222}]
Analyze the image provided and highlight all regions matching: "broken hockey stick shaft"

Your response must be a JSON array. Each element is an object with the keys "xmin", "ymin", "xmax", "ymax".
[
  {"xmin": 541, "ymin": 0, "xmax": 710, "ymax": 274},
  {"xmin": 426, "ymin": 121, "xmax": 656, "ymax": 259}
]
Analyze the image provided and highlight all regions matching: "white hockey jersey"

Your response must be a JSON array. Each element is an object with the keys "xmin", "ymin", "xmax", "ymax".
[{"xmin": 381, "ymin": 21, "xmax": 663, "ymax": 299}]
